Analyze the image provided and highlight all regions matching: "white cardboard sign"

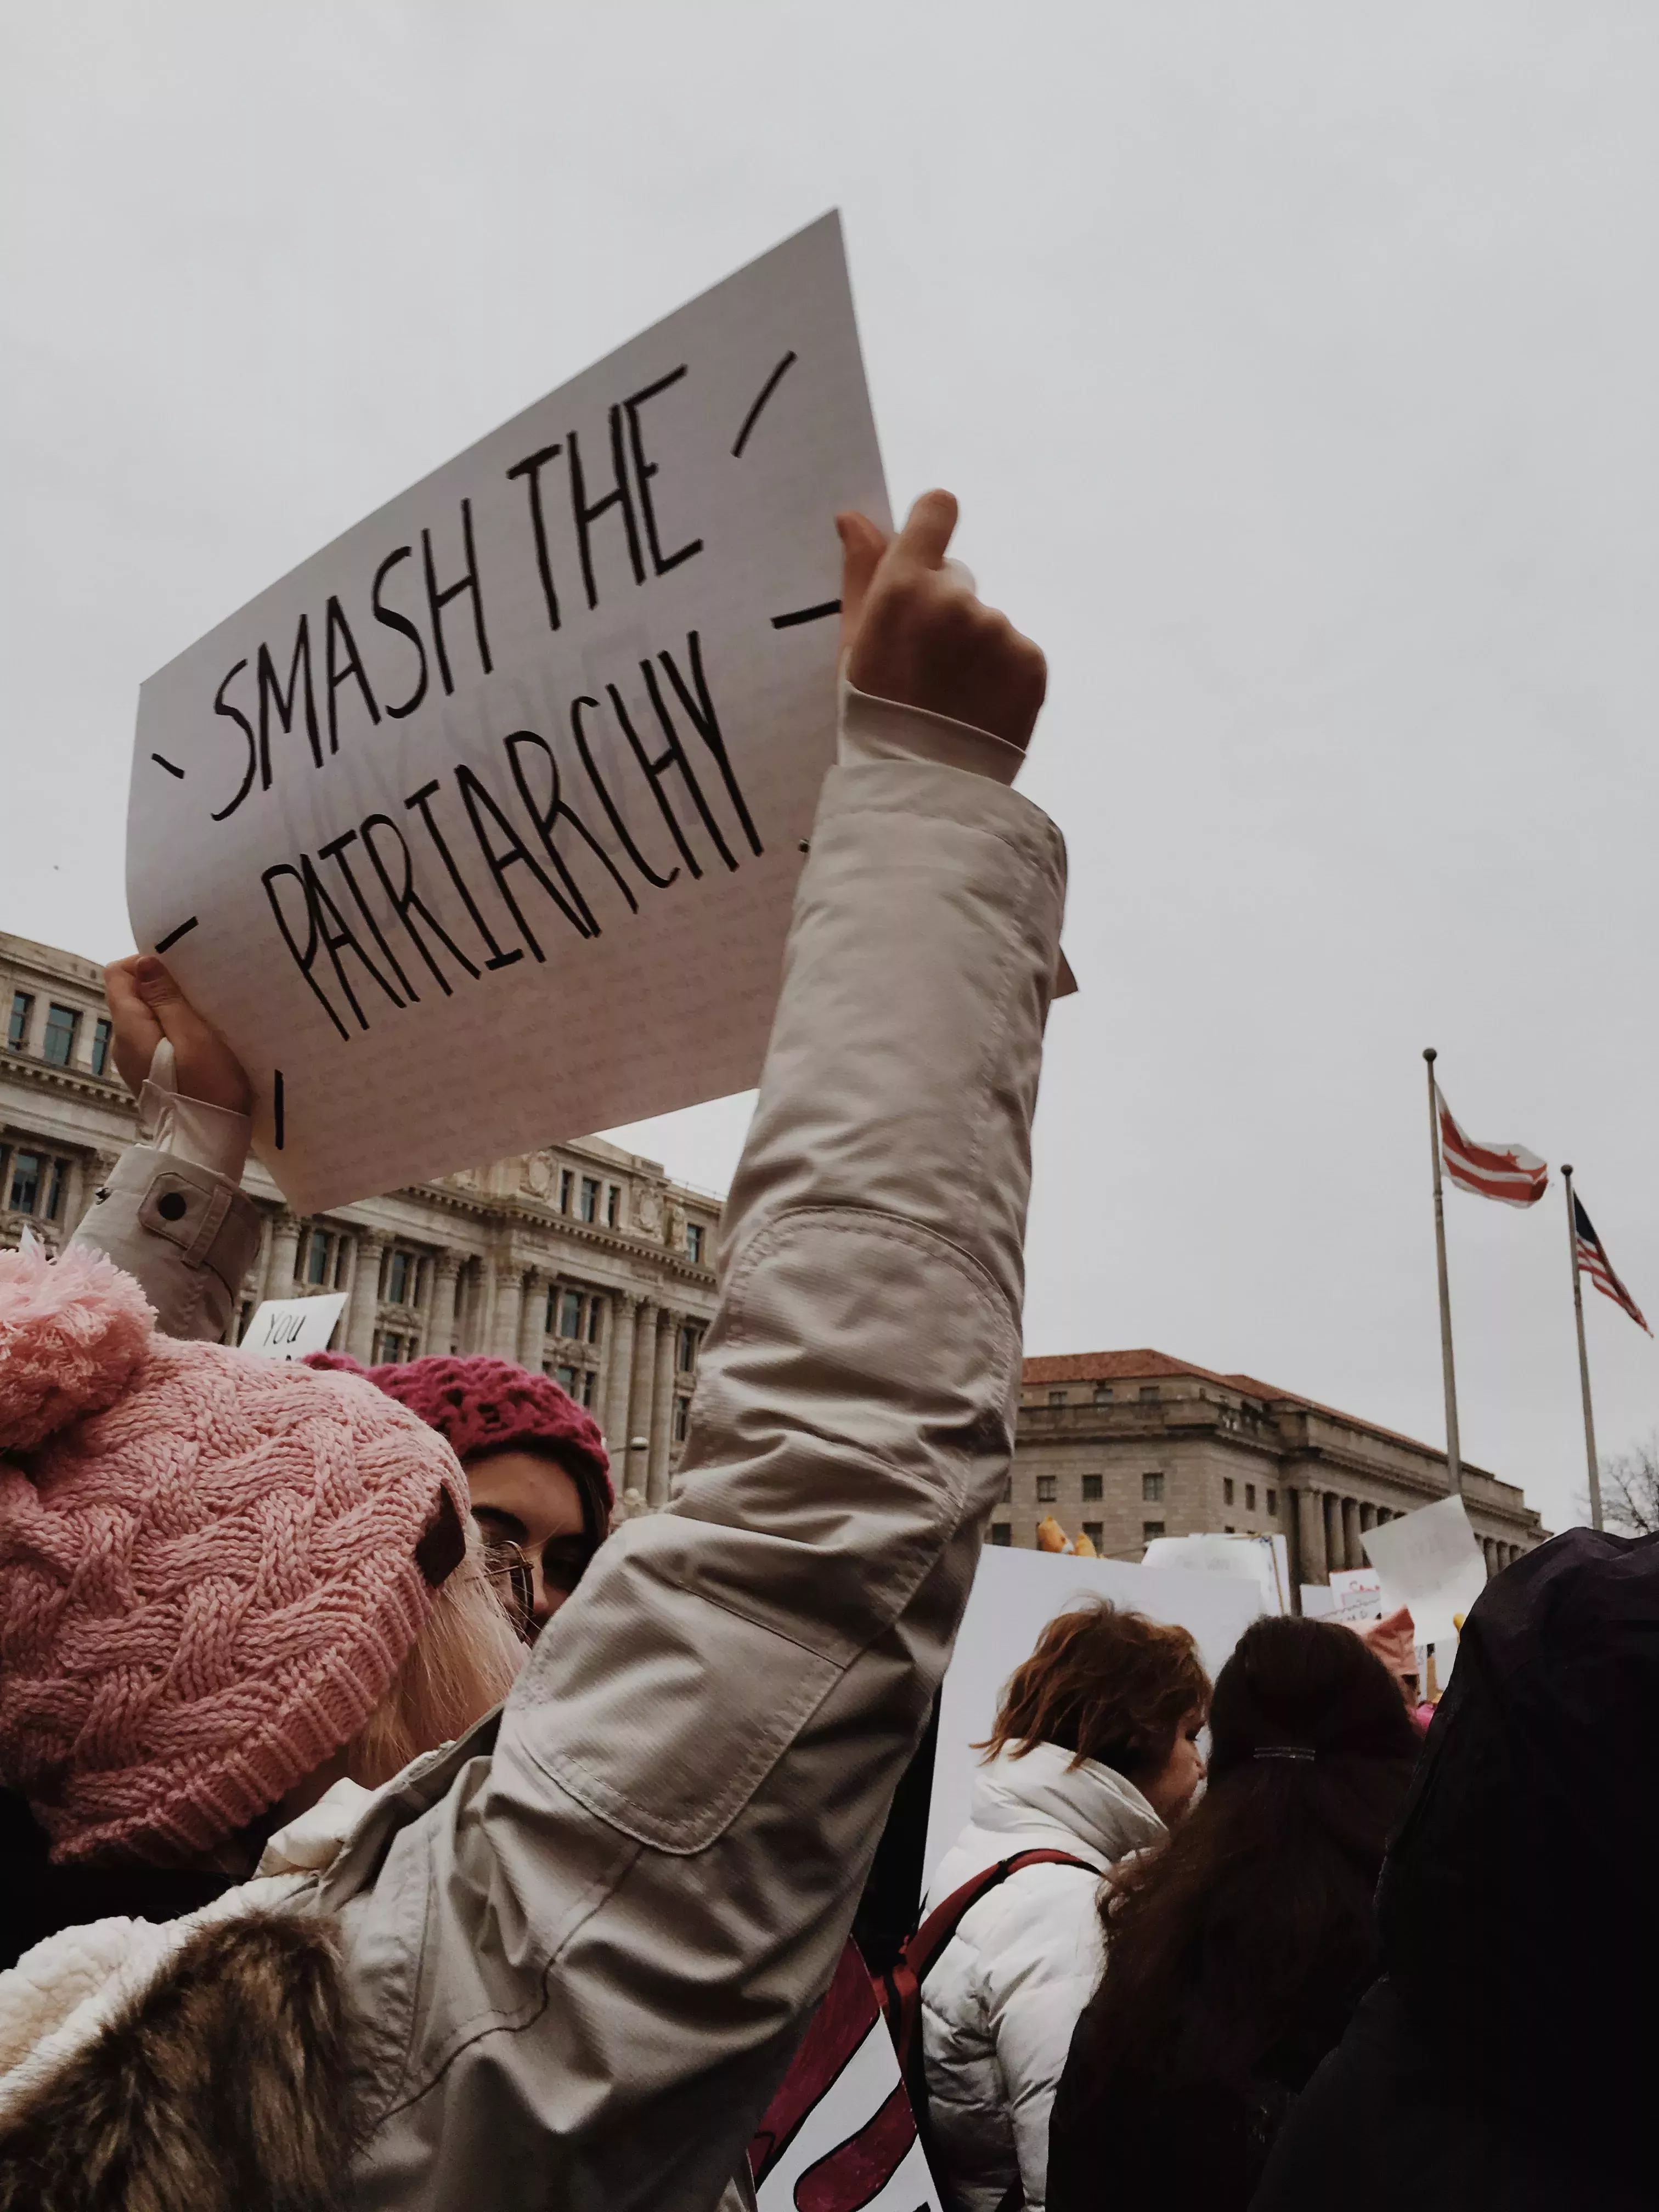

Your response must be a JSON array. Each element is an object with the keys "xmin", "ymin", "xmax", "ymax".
[
  {"xmin": 754, "ymin": 2007, "xmax": 943, "ymax": 2212},
  {"xmin": 923, "ymin": 1545, "xmax": 1266, "ymax": 1891},
  {"xmin": 128, "ymin": 213, "xmax": 888, "ymax": 1212},
  {"xmin": 1327, "ymin": 1565, "xmax": 1384, "ymax": 1627},
  {"xmin": 1361, "ymin": 1494, "xmax": 1487, "ymax": 1651},
  {"xmin": 1143, "ymin": 1531, "xmax": 1291, "ymax": 1615},
  {"xmin": 240, "ymin": 1293, "xmax": 348, "ymax": 1361}
]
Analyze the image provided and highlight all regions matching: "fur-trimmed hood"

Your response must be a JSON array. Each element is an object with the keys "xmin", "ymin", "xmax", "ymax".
[{"xmin": 0, "ymin": 1781, "xmax": 375, "ymax": 2212}]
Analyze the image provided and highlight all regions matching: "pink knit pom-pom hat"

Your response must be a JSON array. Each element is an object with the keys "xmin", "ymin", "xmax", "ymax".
[{"xmin": 0, "ymin": 1243, "xmax": 469, "ymax": 1865}]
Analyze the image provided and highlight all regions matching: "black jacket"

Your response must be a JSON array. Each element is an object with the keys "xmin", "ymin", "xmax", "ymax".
[{"xmin": 1251, "ymin": 1526, "xmax": 1659, "ymax": 2211}]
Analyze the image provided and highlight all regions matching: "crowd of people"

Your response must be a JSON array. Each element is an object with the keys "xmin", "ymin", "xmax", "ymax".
[{"xmin": 0, "ymin": 490, "xmax": 1649, "ymax": 2210}]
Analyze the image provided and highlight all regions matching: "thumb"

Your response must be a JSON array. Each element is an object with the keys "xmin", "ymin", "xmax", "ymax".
[{"xmin": 836, "ymin": 511, "xmax": 888, "ymax": 661}]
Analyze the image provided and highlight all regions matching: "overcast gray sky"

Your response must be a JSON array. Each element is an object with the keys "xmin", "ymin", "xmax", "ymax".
[{"xmin": 6, "ymin": 1, "xmax": 1656, "ymax": 1539}]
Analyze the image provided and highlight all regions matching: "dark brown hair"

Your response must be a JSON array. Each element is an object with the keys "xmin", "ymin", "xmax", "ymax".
[
  {"xmin": 978, "ymin": 1598, "xmax": 1211, "ymax": 1781},
  {"xmin": 1046, "ymin": 1615, "xmax": 1422, "ymax": 2211}
]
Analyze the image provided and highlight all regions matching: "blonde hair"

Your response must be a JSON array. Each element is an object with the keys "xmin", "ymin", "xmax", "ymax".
[{"xmin": 343, "ymin": 1535, "xmax": 527, "ymax": 1790}]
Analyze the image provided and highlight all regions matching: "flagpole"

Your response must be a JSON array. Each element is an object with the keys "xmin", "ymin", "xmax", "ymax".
[
  {"xmin": 1423, "ymin": 1049, "xmax": 1463, "ymax": 1495},
  {"xmin": 1561, "ymin": 1164, "xmax": 1602, "ymax": 1531}
]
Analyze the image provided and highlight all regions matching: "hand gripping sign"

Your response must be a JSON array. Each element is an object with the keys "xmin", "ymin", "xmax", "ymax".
[{"xmin": 128, "ymin": 214, "xmax": 888, "ymax": 1212}]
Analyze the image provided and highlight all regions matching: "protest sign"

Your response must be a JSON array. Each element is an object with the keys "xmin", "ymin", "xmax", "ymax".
[
  {"xmin": 1327, "ymin": 1564, "xmax": 1384, "ymax": 1626},
  {"xmin": 1143, "ymin": 1530, "xmax": 1291, "ymax": 1614},
  {"xmin": 1362, "ymin": 1493, "xmax": 1487, "ymax": 1651},
  {"xmin": 751, "ymin": 1946, "xmax": 943, "ymax": 2212},
  {"xmin": 240, "ymin": 1292, "xmax": 348, "ymax": 1360},
  {"xmin": 923, "ymin": 1545, "xmax": 1264, "ymax": 1888},
  {"xmin": 129, "ymin": 213, "xmax": 888, "ymax": 1212}
]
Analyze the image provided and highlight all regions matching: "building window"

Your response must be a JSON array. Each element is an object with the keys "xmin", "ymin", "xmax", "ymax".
[
  {"xmin": 582, "ymin": 1369, "xmax": 599, "ymax": 1408},
  {"xmin": 306, "ymin": 1229, "xmax": 332, "ymax": 1286},
  {"xmin": 672, "ymin": 1394, "xmax": 690, "ymax": 1442},
  {"xmin": 558, "ymin": 1169, "xmax": 573, "ymax": 1213},
  {"xmin": 1036, "ymin": 1475, "xmax": 1057, "ymax": 1504},
  {"xmin": 46, "ymin": 1160, "xmax": 65, "ymax": 1220},
  {"xmin": 1245, "ymin": 1483, "xmax": 1256, "ymax": 1511},
  {"xmin": 374, "ymin": 1330, "xmax": 410, "ymax": 1363},
  {"xmin": 1142, "ymin": 1520, "xmax": 1166, "ymax": 1541},
  {"xmin": 1048, "ymin": 1389, "xmax": 1066, "ymax": 1407},
  {"xmin": 1142, "ymin": 1472, "xmax": 1164, "ymax": 1503},
  {"xmin": 1082, "ymin": 1521, "xmax": 1104, "ymax": 1547},
  {"xmin": 687, "ymin": 1222, "xmax": 706, "ymax": 1265},
  {"xmin": 999, "ymin": 1476, "xmax": 1013, "ymax": 1503},
  {"xmin": 606, "ymin": 1185, "xmax": 620, "ymax": 1227},
  {"xmin": 1267, "ymin": 1488, "xmax": 1278, "ymax": 1517},
  {"xmin": 1138, "ymin": 1385, "xmax": 1160, "ymax": 1403},
  {"xmin": 1224, "ymin": 1524, "xmax": 1235, "ymax": 1534},
  {"xmin": 1093, "ymin": 1384, "xmax": 1113, "ymax": 1403},
  {"xmin": 555, "ymin": 1364, "xmax": 579, "ymax": 1394},
  {"xmin": 990, "ymin": 1523, "xmax": 1012, "ymax": 1547},
  {"xmin": 1081, "ymin": 1473, "xmax": 1103, "ymax": 1502},
  {"xmin": 7, "ymin": 992, "xmax": 31, "ymax": 1050},
  {"xmin": 386, "ymin": 1249, "xmax": 419, "ymax": 1305},
  {"xmin": 91, "ymin": 1017, "xmax": 112, "ymax": 1075},
  {"xmin": 1223, "ymin": 1477, "xmax": 1235, "ymax": 1505},
  {"xmin": 586, "ymin": 1299, "xmax": 603, "ymax": 1345},
  {"xmin": 579, "ymin": 1177, "xmax": 600, "ymax": 1223},
  {"xmin": 677, "ymin": 1323, "xmax": 699, "ymax": 1372},
  {"xmin": 42, "ymin": 1004, "xmax": 79, "ymax": 1067},
  {"xmin": 559, "ymin": 1288, "xmax": 583, "ymax": 1339},
  {"xmin": 6, "ymin": 1152, "xmax": 44, "ymax": 1215}
]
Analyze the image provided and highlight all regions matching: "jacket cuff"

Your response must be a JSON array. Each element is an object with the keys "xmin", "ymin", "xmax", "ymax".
[{"xmin": 70, "ymin": 1148, "xmax": 261, "ymax": 1342}]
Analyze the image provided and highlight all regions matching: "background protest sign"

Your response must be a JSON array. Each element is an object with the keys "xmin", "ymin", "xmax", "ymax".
[
  {"xmin": 239, "ymin": 1293, "xmax": 347, "ymax": 1361},
  {"xmin": 128, "ymin": 213, "xmax": 888, "ymax": 1212},
  {"xmin": 923, "ymin": 1545, "xmax": 1264, "ymax": 1889},
  {"xmin": 1362, "ymin": 1493, "xmax": 1487, "ymax": 1650}
]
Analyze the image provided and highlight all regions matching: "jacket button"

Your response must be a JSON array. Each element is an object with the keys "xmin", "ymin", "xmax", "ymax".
[{"xmin": 157, "ymin": 1192, "xmax": 188, "ymax": 1221}]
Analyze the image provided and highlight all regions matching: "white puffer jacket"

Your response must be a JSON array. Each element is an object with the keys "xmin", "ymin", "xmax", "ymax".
[{"xmin": 921, "ymin": 1742, "xmax": 1166, "ymax": 2212}]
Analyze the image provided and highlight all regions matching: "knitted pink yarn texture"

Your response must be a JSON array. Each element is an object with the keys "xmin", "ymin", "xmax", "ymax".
[
  {"xmin": 0, "ymin": 1254, "xmax": 468, "ymax": 1865},
  {"xmin": 0, "ymin": 1243, "xmax": 154, "ymax": 1451},
  {"xmin": 308, "ymin": 1352, "xmax": 612, "ymax": 1508}
]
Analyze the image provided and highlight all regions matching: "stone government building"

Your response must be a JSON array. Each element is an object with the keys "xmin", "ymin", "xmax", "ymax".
[
  {"xmin": 4, "ymin": 926, "xmax": 1549, "ymax": 1576},
  {"xmin": 1009, "ymin": 1349, "xmax": 1547, "ymax": 1585},
  {"xmin": 2, "ymin": 929, "xmax": 720, "ymax": 1510}
]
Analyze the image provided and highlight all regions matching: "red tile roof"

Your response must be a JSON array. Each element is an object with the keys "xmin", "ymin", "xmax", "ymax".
[{"xmin": 1021, "ymin": 1348, "xmax": 1484, "ymax": 1473}]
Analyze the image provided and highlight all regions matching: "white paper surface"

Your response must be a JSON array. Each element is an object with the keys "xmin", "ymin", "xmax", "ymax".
[
  {"xmin": 128, "ymin": 213, "xmax": 888, "ymax": 1211},
  {"xmin": 1143, "ymin": 1531, "xmax": 1290, "ymax": 1614},
  {"xmin": 1362, "ymin": 1494, "xmax": 1488, "ymax": 1650},
  {"xmin": 240, "ymin": 1292, "xmax": 348, "ymax": 1360},
  {"xmin": 1327, "ymin": 1565, "xmax": 1384, "ymax": 1626},
  {"xmin": 923, "ymin": 1546, "xmax": 1265, "ymax": 1889},
  {"xmin": 754, "ymin": 2012, "xmax": 943, "ymax": 2212}
]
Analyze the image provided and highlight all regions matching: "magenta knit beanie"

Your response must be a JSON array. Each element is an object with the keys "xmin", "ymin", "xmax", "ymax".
[
  {"xmin": 0, "ymin": 1243, "xmax": 468, "ymax": 1866},
  {"xmin": 307, "ymin": 1352, "xmax": 612, "ymax": 1510}
]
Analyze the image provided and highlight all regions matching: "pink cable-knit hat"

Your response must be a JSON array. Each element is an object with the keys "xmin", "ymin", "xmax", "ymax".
[
  {"xmin": 0, "ymin": 1243, "xmax": 468, "ymax": 1865},
  {"xmin": 308, "ymin": 1352, "xmax": 612, "ymax": 1510}
]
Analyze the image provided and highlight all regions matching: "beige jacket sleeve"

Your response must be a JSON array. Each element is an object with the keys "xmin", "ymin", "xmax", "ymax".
[
  {"xmin": 327, "ymin": 753, "xmax": 1068, "ymax": 2212},
  {"xmin": 66, "ymin": 1046, "xmax": 260, "ymax": 1342}
]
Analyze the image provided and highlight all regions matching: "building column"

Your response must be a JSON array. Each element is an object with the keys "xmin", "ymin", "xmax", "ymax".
[
  {"xmin": 517, "ymin": 1267, "xmax": 546, "ymax": 1369},
  {"xmin": 625, "ymin": 1298, "xmax": 659, "ymax": 1501},
  {"xmin": 647, "ymin": 1309, "xmax": 677, "ymax": 1505},
  {"xmin": 604, "ymin": 1293, "xmax": 639, "ymax": 1456},
  {"xmin": 346, "ymin": 1231, "xmax": 386, "ymax": 1362},
  {"xmin": 493, "ymin": 1259, "xmax": 525, "ymax": 1363},
  {"xmin": 266, "ymin": 1214, "xmax": 302, "ymax": 1301},
  {"xmin": 1321, "ymin": 1492, "xmax": 1343, "ymax": 1576},
  {"xmin": 1341, "ymin": 1497, "xmax": 1362, "ymax": 1573},
  {"xmin": 1296, "ymin": 1487, "xmax": 1328, "ymax": 1590},
  {"xmin": 1359, "ymin": 1502, "xmax": 1377, "ymax": 1534},
  {"xmin": 428, "ymin": 1252, "xmax": 462, "ymax": 1359}
]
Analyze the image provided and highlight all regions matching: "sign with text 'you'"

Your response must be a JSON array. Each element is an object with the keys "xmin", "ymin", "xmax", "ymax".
[{"xmin": 128, "ymin": 213, "xmax": 888, "ymax": 1211}]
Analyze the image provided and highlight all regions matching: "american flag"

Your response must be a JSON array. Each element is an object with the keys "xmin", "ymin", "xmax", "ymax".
[
  {"xmin": 1436, "ymin": 1088, "xmax": 1549, "ymax": 1207},
  {"xmin": 1573, "ymin": 1195, "xmax": 1651, "ymax": 1335}
]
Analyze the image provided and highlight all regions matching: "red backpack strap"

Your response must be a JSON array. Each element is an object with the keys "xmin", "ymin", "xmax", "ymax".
[{"xmin": 876, "ymin": 1848, "xmax": 1101, "ymax": 2072}]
